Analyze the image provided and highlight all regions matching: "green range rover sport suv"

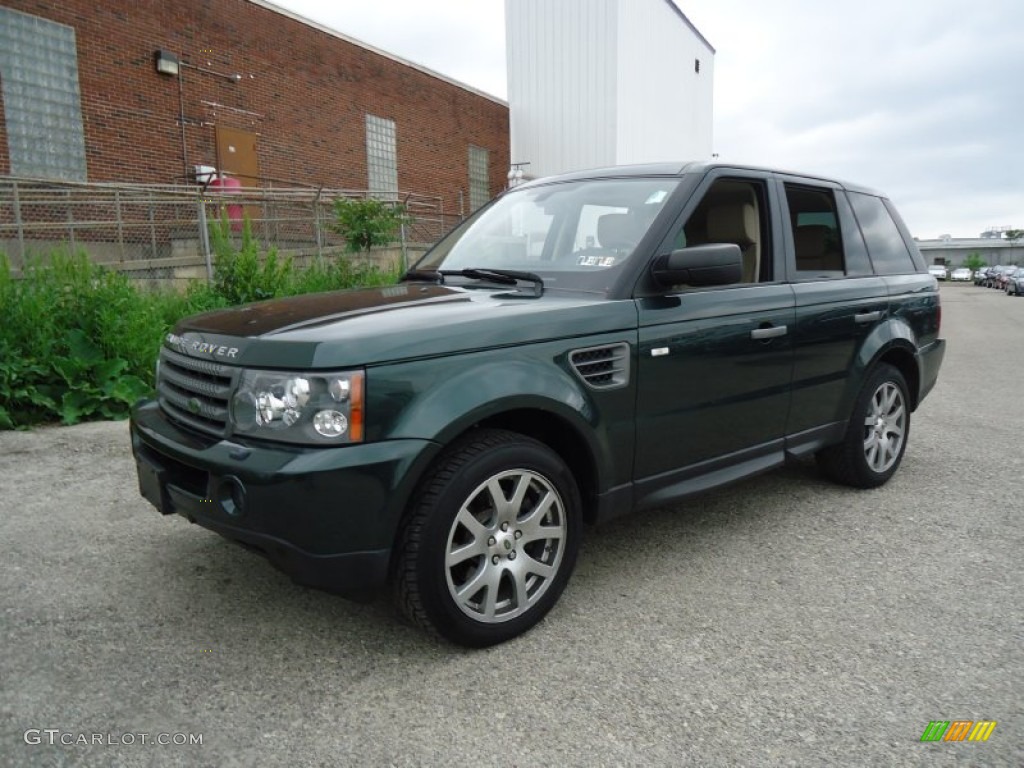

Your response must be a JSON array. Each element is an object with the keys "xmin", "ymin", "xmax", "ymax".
[{"xmin": 131, "ymin": 162, "xmax": 945, "ymax": 646}]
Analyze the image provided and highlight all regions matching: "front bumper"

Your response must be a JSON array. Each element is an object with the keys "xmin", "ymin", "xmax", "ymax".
[{"xmin": 130, "ymin": 400, "xmax": 440, "ymax": 600}]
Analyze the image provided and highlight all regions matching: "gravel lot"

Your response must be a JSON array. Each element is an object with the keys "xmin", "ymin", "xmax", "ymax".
[{"xmin": 1, "ymin": 284, "xmax": 1021, "ymax": 767}]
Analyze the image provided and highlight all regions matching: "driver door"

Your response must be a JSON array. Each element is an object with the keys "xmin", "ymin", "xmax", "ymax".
[{"xmin": 633, "ymin": 174, "xmax": 796, "ymax": 505}]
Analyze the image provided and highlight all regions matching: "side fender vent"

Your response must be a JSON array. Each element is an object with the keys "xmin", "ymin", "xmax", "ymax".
[{"xmin": 569, "ymin": 343, "xmax": 630, "ymax": 390}]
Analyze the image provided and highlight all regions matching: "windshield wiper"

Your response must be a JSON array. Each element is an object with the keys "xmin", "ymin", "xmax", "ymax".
[{"xmin": 402, "ymin": 268, "xmax": 544, "ymax": 296}]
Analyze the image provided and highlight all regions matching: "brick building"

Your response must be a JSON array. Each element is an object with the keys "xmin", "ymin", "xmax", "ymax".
[{"xmin": 0, "ymin": 0, "xmax": 510, "ymax": 215}]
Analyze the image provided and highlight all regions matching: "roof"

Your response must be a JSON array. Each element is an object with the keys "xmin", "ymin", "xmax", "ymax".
[
  {"xmin": 516, "ymin": 161, "xmax": 882, "ymax": 195},
  {"xmin": 247, "ymin": 0, "xmax": 508, "ymax": 106},
  {"xmin": 662, "ymin": 0, "xmax": 715, "ymax": 53},
  {"xmin": 917, "ymin": 237, "xmax": 1019, "ymax": 250}
]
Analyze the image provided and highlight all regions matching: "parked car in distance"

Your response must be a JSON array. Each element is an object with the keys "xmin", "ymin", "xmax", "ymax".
[
  {"xmin": 130, "ymin": 161, "xmax": 946, "ymax": 646},
  {"xmin": 974, "ymin": 267, "xmax": 992, "ymax": 286},
  {"xmin": 987, "ymin": 266, "xmax": 1011, "ymax": 288},
  {"xmin": 994, "ymin": 266, "xmax": 1019, "ymax": 290},
  {"xmin": 1005, "ymin": 267, "xmax": 1024, "ymax": 296},
  {"xmin": 950, "ymin": 267, "xmax": 972, "ymax": 282},
  {"xmin": 928, "ymin": 264, "xmax": 948, "ymax": 280}
]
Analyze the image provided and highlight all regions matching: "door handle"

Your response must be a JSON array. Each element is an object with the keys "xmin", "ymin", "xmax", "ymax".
[
  {"xmin": 750, "ymin": 325, "xmax": 787, "ymax": 340},
  {"xmin": 855, "ymin": 310, "xmax": 883, "ymax": 324}
]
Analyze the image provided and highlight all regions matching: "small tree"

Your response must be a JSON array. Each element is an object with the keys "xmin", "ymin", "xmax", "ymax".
[
  {"xmin": 963, "ymin": 252, "xmax": 986, "ymax": 272},
  {"xmin": 332, "ymin": 197, "xmax": 408, "ymax": 255},
  {"xmin": 1003, "ymin": 228, "xmax": 1023, "ymax": 245}
]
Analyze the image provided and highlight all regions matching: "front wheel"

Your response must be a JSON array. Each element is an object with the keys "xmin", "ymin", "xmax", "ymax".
[
  {"xmin": 393, "ymin": 429, "xmax": 581, "ymax": 647},
  {"xmin": 817, "ymin": 364, "xmax": 910, "ymax": 489}
]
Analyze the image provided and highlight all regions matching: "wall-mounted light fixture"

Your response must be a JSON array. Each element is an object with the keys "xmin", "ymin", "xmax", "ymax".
[
  {"xmin": 154, "ymin": 49, "xmax": 180, "ymax": 76},
  {"xmin": 507, "ymin": 161, "xmax": 530, "ymax": 189}
]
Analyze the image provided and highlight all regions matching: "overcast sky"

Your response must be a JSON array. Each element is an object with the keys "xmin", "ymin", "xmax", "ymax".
[{"xmin": 271, "ymin": 0, "xmax": 1022, "ymax": 239}]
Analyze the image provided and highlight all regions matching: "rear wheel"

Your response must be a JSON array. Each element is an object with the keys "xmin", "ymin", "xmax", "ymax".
[
  {"xmin": 817, "ymin": 364, "xmax": 910, "ymax": 489},
  {"xmin": 394, "ymin": 429, "xmax": 581, "ymax": 647}
]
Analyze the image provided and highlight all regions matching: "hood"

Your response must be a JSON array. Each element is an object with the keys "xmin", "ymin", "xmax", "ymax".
[{"xmin": 172, "ymin": 283, "xmax": 637, "ymax": 368}]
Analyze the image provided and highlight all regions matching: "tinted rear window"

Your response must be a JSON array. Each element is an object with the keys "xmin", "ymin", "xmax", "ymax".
[{"xmin": 847, "ymin": 192, "xmax": 916, "ymax": 275}]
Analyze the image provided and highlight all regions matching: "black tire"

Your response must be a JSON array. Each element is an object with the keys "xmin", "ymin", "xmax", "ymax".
[
  {"xmin": 816, "ymin": 364, "xmax": 910, "ymax": 489},
  {"xmin": 393, "ymin": 429, "xmax": 581, "ymax": 647}
]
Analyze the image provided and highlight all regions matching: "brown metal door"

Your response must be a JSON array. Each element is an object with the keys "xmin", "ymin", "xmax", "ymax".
[
  {"xmin": 214, "ymin": 126, "xmax": 260, "ymax": 229},
  {"xmin": 215, "ymin": 127, "xmax": 260, "ymax": 186}
]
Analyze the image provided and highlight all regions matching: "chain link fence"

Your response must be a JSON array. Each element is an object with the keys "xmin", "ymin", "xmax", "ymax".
[{"xmin": 0, "ymin": 178, "xmax": 464, "ymax": 288}]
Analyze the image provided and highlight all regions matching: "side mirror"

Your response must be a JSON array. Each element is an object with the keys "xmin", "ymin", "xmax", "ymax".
[{"xmin": 651, "ymin": 243, "xmax": 743, "ymax": 287}]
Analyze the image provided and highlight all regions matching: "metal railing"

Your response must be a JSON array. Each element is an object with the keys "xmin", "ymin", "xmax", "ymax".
[{"xmin": 0, "ymin": 177, "xmax": 464, "ymax": 282}]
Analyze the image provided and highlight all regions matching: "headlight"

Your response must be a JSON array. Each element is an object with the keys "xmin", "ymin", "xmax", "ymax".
[{"xmin": 230, "ymin": 369, "xmax": 364, "ymax": 444}]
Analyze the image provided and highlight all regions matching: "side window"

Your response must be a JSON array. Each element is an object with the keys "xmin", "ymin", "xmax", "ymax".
[
  {"xmin": 785, "ymin": 184, "xmax": 845, "ymax": 275},
  {"xmin": 666, "ymin": 178, "xmax": 770, "ymax": 285},
  {"xmin": 847, "ymin": 192, "xmax": 916, "ymax": 274}
]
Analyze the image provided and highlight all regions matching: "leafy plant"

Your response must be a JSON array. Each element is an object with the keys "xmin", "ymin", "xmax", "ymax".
[
  {"xmin": 0, "ymin": 236, "xmax": 400, "ymax": 430},
  {"xmin": 332, "ymin": 196, "xmax": 408, "ymax": 254},
  {"xmin": 962, "ymin": 252, "xmax": 987, "ymax": 272},
  {"xmin": 210, "ymin": 216, "xmax": 293, "ymax": 304},
  {"xmin": 289, "ymin": 255, "xmax": 401, "ymax": 294},
  {"xmin": 50, "ymin": 329, "xmax": 150, "ymax": 424},
  {"xmin": 0, "ymin": 252, "xmax": 171, "ymax": 426}
]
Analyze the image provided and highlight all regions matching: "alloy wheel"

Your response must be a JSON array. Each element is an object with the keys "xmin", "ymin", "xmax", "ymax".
[
  {"xmin": 863, "ymin": 382, "xmax": 906, "ymax": 474},
  {"xmin": 444, "ymin": 469, "xmax": 567, "ymax": 623}
]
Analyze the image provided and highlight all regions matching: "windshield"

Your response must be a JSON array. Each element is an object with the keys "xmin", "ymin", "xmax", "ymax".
[{"xmin": 415, "ymin": 177, "xmax": 681, "ymax": 292}]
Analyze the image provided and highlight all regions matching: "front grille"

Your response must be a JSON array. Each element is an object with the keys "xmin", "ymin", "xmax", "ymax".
[
  {"xmin": 157, "ymin": 347, "xmax": 236, "ymax": 437},
  {"xmin": 569, "ymin": 343, "xmax": 630, "ymax": 390}
]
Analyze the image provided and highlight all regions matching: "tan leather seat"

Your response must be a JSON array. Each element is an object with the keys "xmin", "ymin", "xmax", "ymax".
[
  {"xmin": 707, "ymin": 203, "xmax": 759, "ymax": 282},
  {"xmin": 794, "ymin": 224, "xmax": 843, "ymax": 271}
]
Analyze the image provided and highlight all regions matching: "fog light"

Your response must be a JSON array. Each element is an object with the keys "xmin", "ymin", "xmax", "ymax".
[
  {"xmin": 218, "ymin": 476, "xmax": 246, "ymax": 517},
  {"xmin": 313, "ymin": 409, "xmax": 348, "ymax": 438}
]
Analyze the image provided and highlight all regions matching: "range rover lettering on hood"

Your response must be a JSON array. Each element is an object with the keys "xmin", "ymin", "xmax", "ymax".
[{"xmin": 166, "ymin": 333, "xmax": 239, "ymax": 358}]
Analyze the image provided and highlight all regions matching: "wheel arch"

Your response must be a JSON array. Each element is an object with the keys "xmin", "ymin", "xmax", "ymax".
[
  {"xmin": 851, "ymin": 317, "xmax": 924, "ymax": 411},
  {"xmin": 471, "ymin": 409, "xmax": 601, "ymax": 524},
  {"xmin": 872, "ymin": 314, "xmax": 924, "ymax": 410},
  {"xmin": 873, "ymin": 344, "xmax": 920, "ymax": 410},
  {"xmin": 381, "ymin": 356, "xmax": 619, "ymax": 527},
  {"xmin": 397, "ymin": 406, "xmax": 602, "ymax": 534},
  {"xmin": 385, "ymin": 398, "xmax": 607, "ymax": 583}
]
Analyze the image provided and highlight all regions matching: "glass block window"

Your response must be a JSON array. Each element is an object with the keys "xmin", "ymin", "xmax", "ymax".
[
  {"xmin": 468, "ymin": 145, "xmax": 490, "ymax": 211},
  {"xmin": 0, "ymin": 8, "xmax": 87, "ymax": 181},
  {"xmin": 365, "ymin": 114, "xmax": 397, "ymax": 198}
]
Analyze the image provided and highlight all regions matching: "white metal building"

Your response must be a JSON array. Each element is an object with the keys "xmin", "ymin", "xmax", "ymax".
[{"xmin": 505, "ymin": 0, "xmax": 714, "ymax": 181}]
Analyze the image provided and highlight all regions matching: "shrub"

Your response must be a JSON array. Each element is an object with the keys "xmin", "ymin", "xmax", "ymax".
[
  {"xmin": 963, "ymin": 252, "xmax": 986, "ymax": 272},
  {"xmin": 209, "ymin": 214, "xmax": 400, "ymax": 301},
  {"xmin": 210, "ymin": 216, "xmax": 293, "ymax": 304},
  {"xmin": 289, "ymin": 256, "xmax": 401, "ymax": 295},
  {"xmin": 0, "ymin": 237, "xmax": 400, "ymax": 429},
  {"xmin": 332, "ymin": 196, "xmax": 408, "ymax": 254},
  {"xmin": 0, "ymin": 252, "xmax": 168, "ymax": 426}
]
